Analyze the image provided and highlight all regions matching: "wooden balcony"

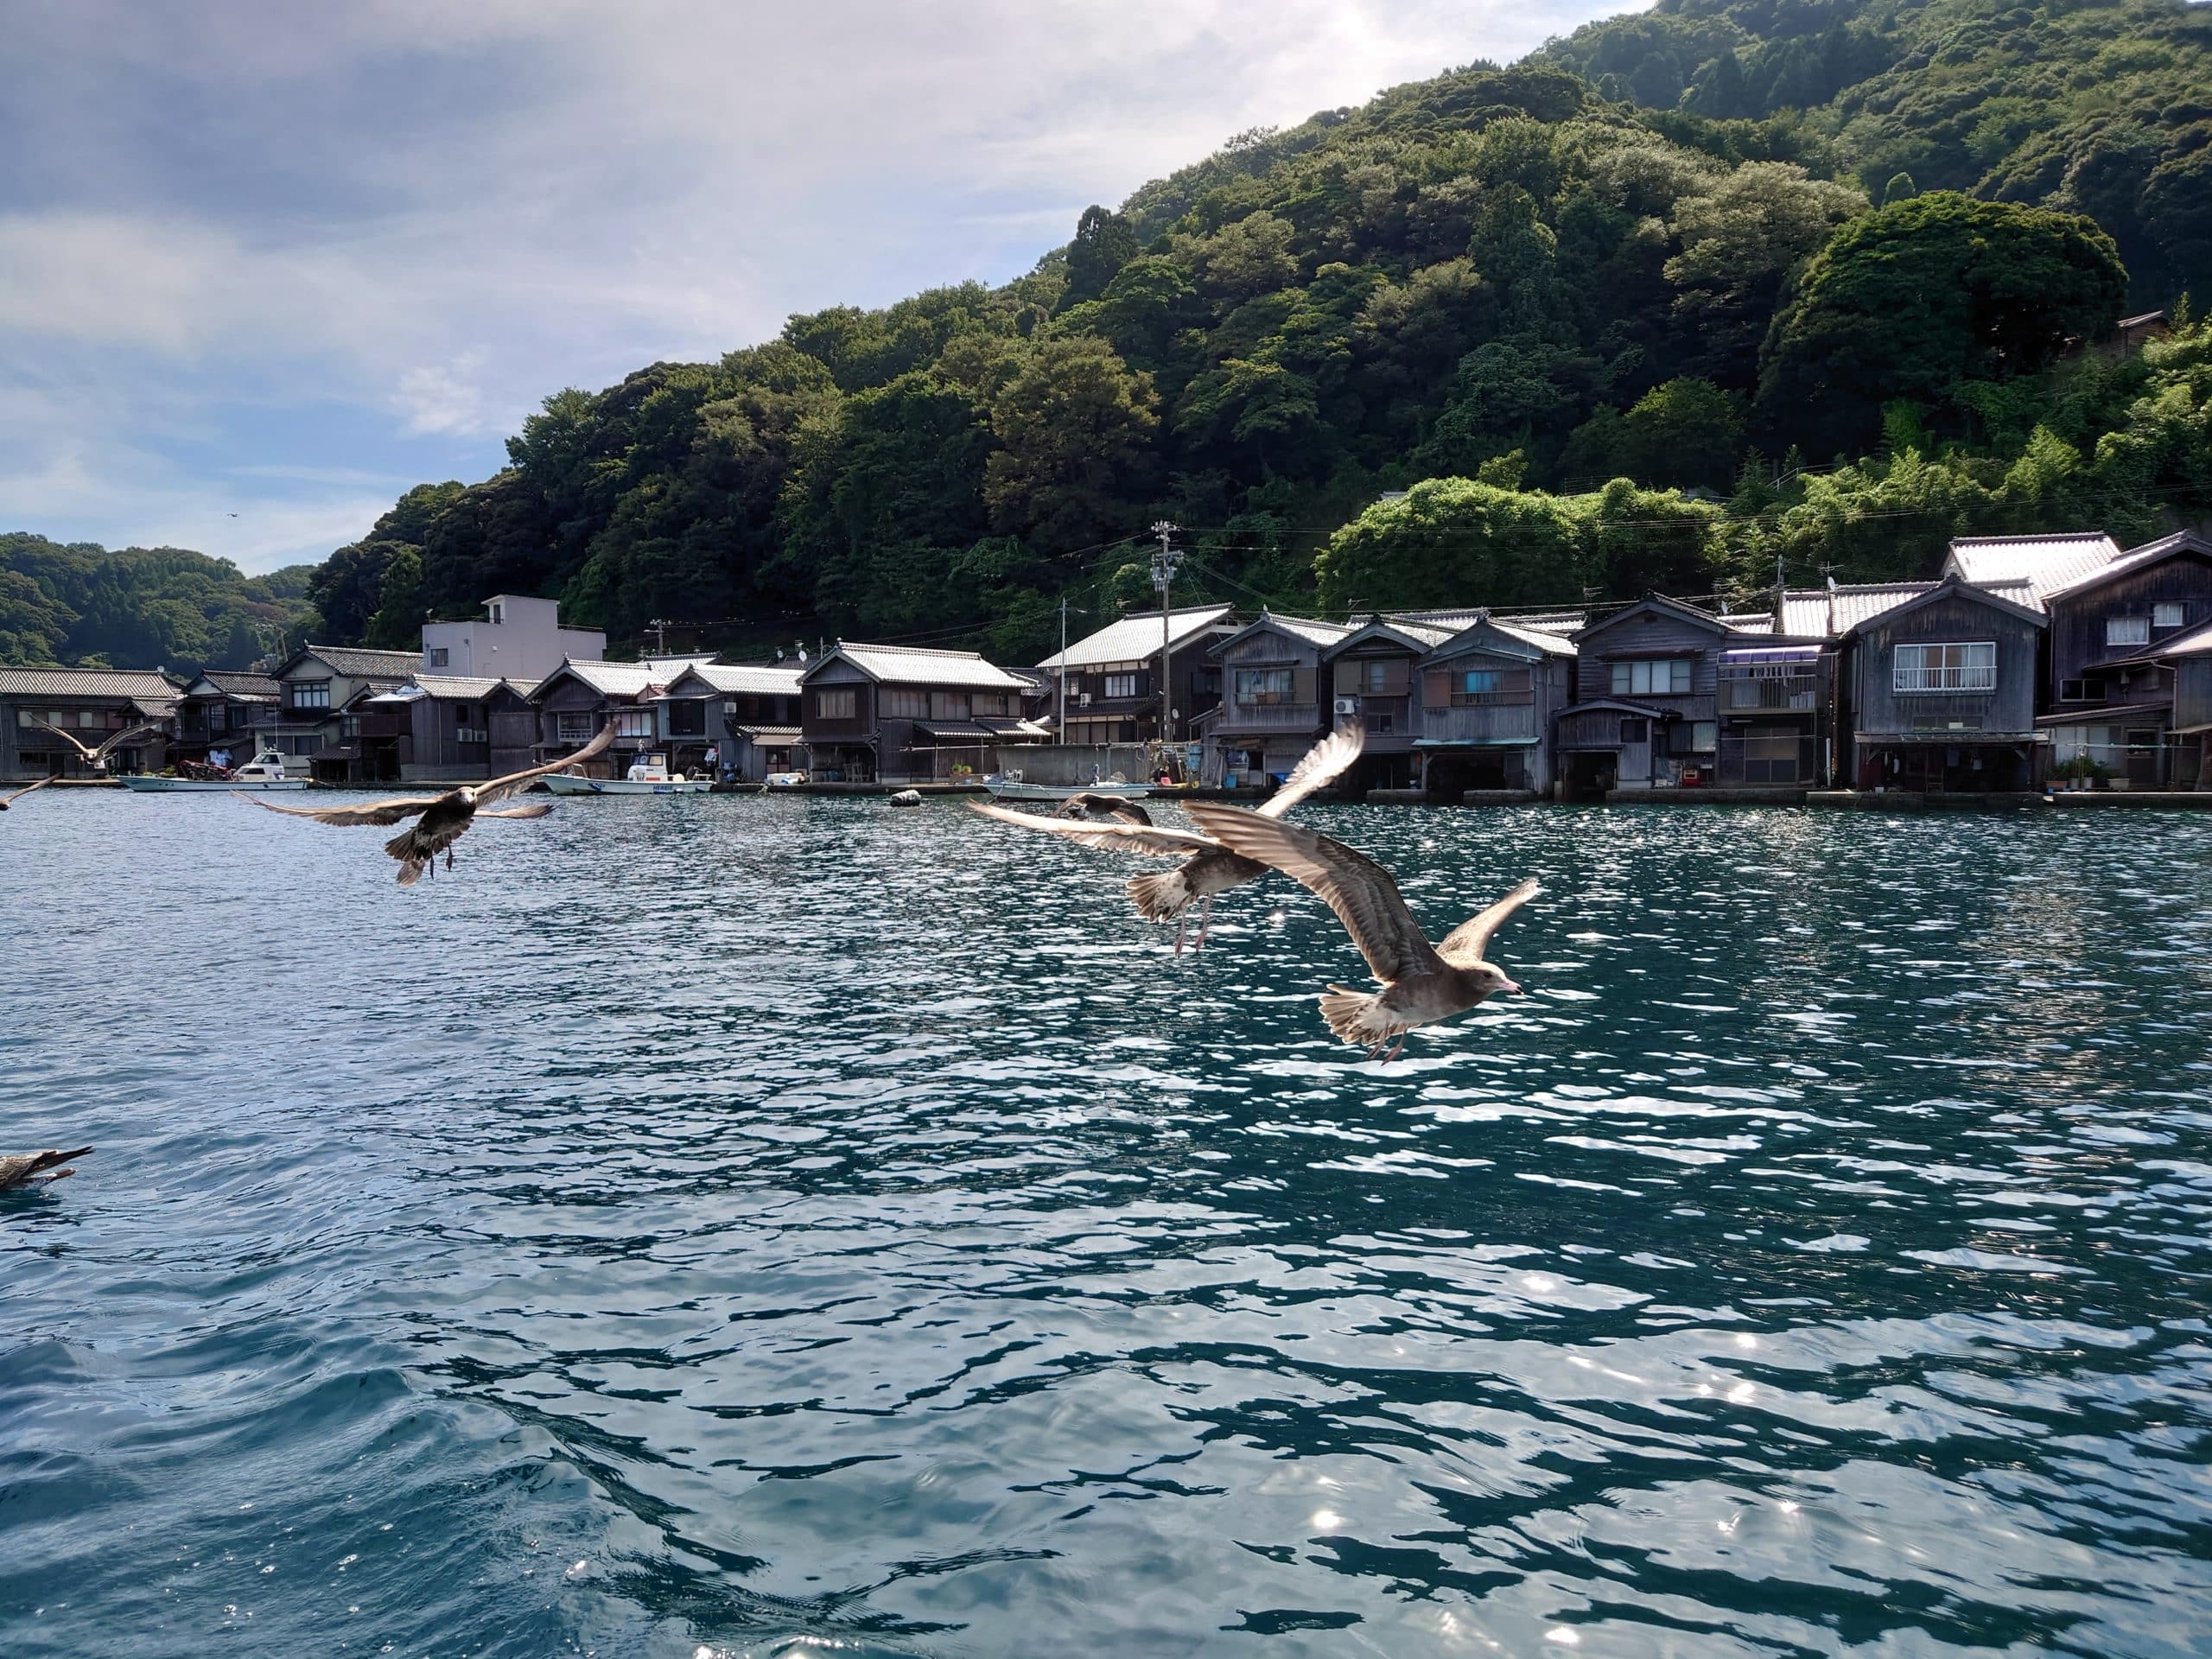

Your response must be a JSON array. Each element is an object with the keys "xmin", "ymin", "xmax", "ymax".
[{"xmin": 1212, "ymin": 700, "xmax": 1321, "ymax": 732}]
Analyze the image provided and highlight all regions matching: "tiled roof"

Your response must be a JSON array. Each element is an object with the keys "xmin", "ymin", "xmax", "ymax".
[
  {"xmin": 666, "ymin": 662, "xmax": 805, "ymax": 696},
  {"xmin": 408, "ymin": 673, "xmax": 532, "ymax": 700},
  {"xmin": 825, "ymin": 642, "xmax": 1031, "ymax": 690},
  {"xmin": 1487, "ymin": 619, "xmax": 1579, "ymax": 656},
  {"xmin": 0, "ymin": 666, "xmax": 183, "ymax": 699},
  {"xmin": 2044, "ymin": 529, "xmax": 2212, "ymax": 601},
  {"xmin": 299, "ymin": 645, "xmax": 423, "ymax": 679},
  {"xmin": 1946, "ymin": 532, "xmax": 2121, "ymax": 601},
  {"xmin": 732, "ymin": 725, "xmax": 804, "ymax": 741},
  {"xmin": 1252, "ymin": 612, "xmax": 1359, "ymax": 649},
  {"xmin": 1037, "ymin": 604, "xmax": 1238, "ymax": 670},
  {"xmin": 199, "ymin": 671, "xmax": 281, "ymax": 698},
  {"xmin": 548, "ymin": 660, "xmax": 662, "ymax": 697}
]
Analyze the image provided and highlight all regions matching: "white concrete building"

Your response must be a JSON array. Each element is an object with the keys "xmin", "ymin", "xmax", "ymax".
[{"xmin": 421, "ymin": 595, "xmax": 606, "ymax": 683}]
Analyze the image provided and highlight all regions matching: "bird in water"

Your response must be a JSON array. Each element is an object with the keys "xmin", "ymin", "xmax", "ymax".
[
  {"xmin": 31, "ymin": 719, "xmax": 167, "ymax": 775},
  {"xmin": 0, "ymin": 776, "xmax": 55, "ymax": 810},
  {"xmin": 0, "ymin": 1147, "xmax": 92, "ymax": 1191},
  {"xmin": 1184, "ymin": 801, "xmax": 1537, "ymax": 1061},
  {"xmin": 237, "ymin": 724, "xmax": 614, "ymax": 885},
  {"xmin": 970, "ymin": 724, "xmax": 1365, "ymax": 953},
  {"xmin": 1054, "ymin": 791, "xmax": 1154, "ymax": 824}
]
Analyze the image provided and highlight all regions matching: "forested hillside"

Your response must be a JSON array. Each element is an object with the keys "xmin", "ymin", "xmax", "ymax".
[
  {"xmin": 0, "ymin": 534, "xmax": 317, "ymax": 671},
  {"xmin": 13, "ymin": 0, "xmax": 2209, "ymax": 671}
]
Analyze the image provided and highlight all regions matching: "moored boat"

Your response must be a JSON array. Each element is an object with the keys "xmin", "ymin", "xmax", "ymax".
[
  {"xmin": 119, "ymin": 749, "xmax": 308, "ymax": 792},
  {"xmin": 983, "ymin": 771, "xmax": 1152, "ymax": 804},
  {"xmin": 542, "ymin": 753, "xmax": 713, "ymax": 796}
]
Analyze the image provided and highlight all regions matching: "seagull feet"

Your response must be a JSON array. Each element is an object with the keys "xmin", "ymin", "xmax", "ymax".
[
  {"xmin": 1363, "ymin": 1038, "xmax": 1408, "ymax": 1064},
  {"xmin": 1192, "ymin": 897, "xmax": 1215, "ymax": 951},
  {"xmin": 1173, "ymin": 915, "xmax": 1188, "ymax": 957},
  {"xmin": 446, "ymin": 849, "xmax": 455, "ymax": 870}
]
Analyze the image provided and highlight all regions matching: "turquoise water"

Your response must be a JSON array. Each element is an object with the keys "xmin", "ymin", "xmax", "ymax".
[{"xmin": 3, "ymin": 791, "xmax": 2210, "ymax": 1657}]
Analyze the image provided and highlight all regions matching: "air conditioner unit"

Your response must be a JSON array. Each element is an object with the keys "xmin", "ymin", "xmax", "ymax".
[{"xmin": 1333, "ymin": 697, "xmax": 1359, "ymax": 715}]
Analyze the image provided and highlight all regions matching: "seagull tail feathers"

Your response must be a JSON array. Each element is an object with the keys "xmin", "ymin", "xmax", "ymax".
[
  {"xmin": 1319, "ymin": 985, "xmax": 1395, "ymax": 1048},
  {"xmin": 1127, "ymin": 868, "xmax": 1192, "ymax": 923}
]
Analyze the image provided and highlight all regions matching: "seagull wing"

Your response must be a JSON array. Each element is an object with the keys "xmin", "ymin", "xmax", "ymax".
[
  {"xmin": 29, "ymin": 722, "xmax": 96, "ymax": 762},
  {"xmin": 0, "ymin": 777, "xmax": 55, "ymax": 809},
  {"xmin": 92, "ymin": 721, "xmax": 165, "ymax": 761},
  {"xmin": 474, "ymin": 722, "xmax": 616, "ymax": 806},
  {"xmin": 1434, "ymin": 878, "xmax": 1541, "ymax": 968},
  {"xmin": 1184, "ymin": 802, "xmax": 1440, "ymax": 982},
  {"xmin": 235, "ymin": 791, "xmax": 441, "ymax": 826},
  {"xmin": 0, "ymin": 1147, "xmax": 92, "ymax": 1189},
  {"xmin": 1258, "ymin": 721, "xmax": 1366, "ymax": 819},
  {"xmin": 969, "ymin": 800, "xmax": 1215, "ymax": 859},
  {"xmin": 474, "ymin": 802, "xmax": 554, "ymax": 820}
]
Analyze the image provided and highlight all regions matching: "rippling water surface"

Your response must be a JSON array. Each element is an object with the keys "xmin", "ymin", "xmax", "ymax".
[{"xmin": 4, "ymin": 791, "xmax": 2212, "ymax": 1656}]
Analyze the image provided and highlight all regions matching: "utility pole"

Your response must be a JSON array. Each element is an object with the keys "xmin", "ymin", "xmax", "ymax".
[
  {"xmin": 1057, "ymin": 594, "xmax": 1069, "ymax": 736},
  {"xmin": 1151, "ymin": 520, "xmax": 1180, "ymax": 747},
  {"xmin": 647, "ymin": 618, "xmax": 669, "ymax": 658}
]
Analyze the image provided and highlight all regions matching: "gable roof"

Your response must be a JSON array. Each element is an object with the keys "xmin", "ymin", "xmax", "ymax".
[
  {"xmin": 283, "ymin": 644, "xmax": 424, "ymax": 680},
  {"xmin": 2043, "ymin": 529, "xmax": 2212, "ymax": 602},
  {"xmin": 1944, "ymin": 532, "xmax": 2121, "ymax": 602},
  {"xmin": 2152, "ymin": 619, "xmax": 2212, "ymax": 659},
  {"xmin": 1037, "ymin": 603, "xmax": 1238, "ymax": 670},
  {"xmin": 406, "ymin": 673, "xmax": 536, "ymax": 701},
  {"xmin": 1211, "ymin": 611, "xmax": 1358, "ymax": 656},
  {"xmin": 663, "ymin": 661, "xmax": 805, "ymax": 697},
  {"xmin": 1839, "ymin": 573, "xmax": 2048, "ymax": 639},
  {"xmin": 1421, "ymin": 613, "xmax": 1578, "ymax": 662},
  {"xmin": 0, "ymin": 665, "xmax": 183, "ymax": 700},
  {"xmin": 804, "ymin": 641, "xmax": 1029, "ymax": 690},
  {"xmin": 1573, "ymin": 592, "xmax": 1738, "ymax": 645},
  {"xmin": 1322, "ymin": 618, "xmax": 1456, "ymax": 658},
  {"xmin": 181, "ymin": 670, "xmax": 281, "ymax": 700}
]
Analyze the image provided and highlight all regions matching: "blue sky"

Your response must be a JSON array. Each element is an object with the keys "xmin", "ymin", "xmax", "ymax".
[{"xmin": 1, "ymin": 0, "xmax": 1623, "ymax": 573}]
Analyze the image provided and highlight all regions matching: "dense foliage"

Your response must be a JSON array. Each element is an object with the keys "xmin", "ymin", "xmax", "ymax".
[
  {"xmin": 0, "ymin": 535, "xmax": 317, "ymax": 671},
  {"xmin": 11, "ymin": 0, "xmax": 2209, "ymax": 671}
]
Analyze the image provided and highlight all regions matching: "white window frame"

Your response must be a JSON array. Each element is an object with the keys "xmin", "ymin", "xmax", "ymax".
[
  {"xmin": 555, "ymin": 711, "xmax": 596, "ymax": 743},
  {"xmin": 1893, "ymin": 641, "xmax": 1996, "ymax": 693},
  {"xmin": 1103, "ymin": 673, "xmax": 1138, "ymax": 699},
  {"xmin": 2152, "ymin": 602, "xmax": 2186, "ymax": 631},
  {"xmin": 1610, "ymin": 658, "xmax": 1692, "ymax": 697},
  {"xmin": 2106, "ymin": 615, "xmax": 2150, "ymax": 647}
]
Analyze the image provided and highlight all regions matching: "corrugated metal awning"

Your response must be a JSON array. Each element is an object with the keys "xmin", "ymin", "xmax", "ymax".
[
  {"xmin": 913, "ymin": 721, "xmax": 997, "ymax": 741},
  {"xmin": 1413, "ymin": 736, "xmax": 1539, "ymax": 748},
  {"xmin": 1721, "ymin": 646, "xmax": 1820, "ymax": 664}
]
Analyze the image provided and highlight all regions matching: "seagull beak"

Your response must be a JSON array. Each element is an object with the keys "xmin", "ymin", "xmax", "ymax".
[{"xmin": 1498, "ymin": 978, "xmax": 1523, "ymax": 995}]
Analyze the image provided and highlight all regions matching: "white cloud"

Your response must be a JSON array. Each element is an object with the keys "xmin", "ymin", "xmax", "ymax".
[{"xmin": 0, "ymin": 0, "xmax": 1621, "ymax": 572}]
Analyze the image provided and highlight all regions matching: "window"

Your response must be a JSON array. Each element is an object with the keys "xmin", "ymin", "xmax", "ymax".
[
  {"xmin": 882, "ymin": 689, "xmax": 928, "ymax": 718},
  {"xmin": 972, "ymin": 694, "xmax": 1009, "ymax": 716},
  {"xmin": 668, "ymin": 699, "xmax": 707, "ymax": 736},
  {"xmin": 1453, "ymin": 667, "xmax": 1533, "ymax": 706},
  {"xmin": 454, "ymin": 703, "xmax": 472, "ymax": 728},
  {"xmin": 1359, "ymin": 660, "xmax": 1389, "ymax": 693},
  {"xmin": 2154, "ymin": 602, "xmax": 2187, "ymax": 631},
  {"xmin": 1372, "ymin": 712, "xmax": 1394, "ymax": 734},
  {"xmin": 429, "ymin": 647, "xmax": 449, "ymax": 668},
  {"xmin": 1193, "ymin": 669, "xmax": 1220, "ymax": 696},
  {"xmin": 613, "ymin": 709, "xmax": 655, "ymax": 738},
  {"xmin": 1619, "ymin": 717, "xmax": 1648, "ymax": 745},
  {"xmin": 556, "ymin": 712, "xmax": 596, "ymax": 743},
  {"xmin": 2106, "ymin": 615, "xmax": 2150, "ymax": 646},
  {"xmin": 1235, "ymin": 666, "xmax": 1295, "ymax": 704},
  {"xmin": 816, "ymin": 688, "xmax": 856, "ymax": 720},
  {"xmin": 1682, "ymin": 721, "xmax": 1717, "ymax": 753},
  {"xmin": 1610, "ymin": 658, "xmax": 1692, "ymax": 696},
  {"xmin": 1103, "ymin": 673, "xmax": 1138, "ymax": 699},
  {"xmin": 488, "ymin": 602, "xmax": 504, "ymax": 624},
  {"xmin": 290, "ymin": 681, "xmax": 331, "ymax": 709},
  {"xmin": 929, "ymin": 692, "xmax": 970, "ymax": 721},
  {"xmin": 1893, "ymin": 641, "xmax": 1995, "ymax": 692}
]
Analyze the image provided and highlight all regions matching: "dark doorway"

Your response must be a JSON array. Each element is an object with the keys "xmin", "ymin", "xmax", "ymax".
[{"xmin": 1562, "ymin": 751, "xmax": 1616, "ymax": 801}]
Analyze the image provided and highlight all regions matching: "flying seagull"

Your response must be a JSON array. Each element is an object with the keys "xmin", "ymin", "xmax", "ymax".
[
  {"xmin": 237, "ymin": 724, "xmax": 614, "ymax": 885},
  {"xmin": 0, "ymin": 776, "xmax": 55, "ymax": 810},
  {"xmin": 1184, "ymin": 801, "xmax": 1537, "ymax": 1061},
  {"xmin": 32, "ymin": 720, "xmax": 167, "ymax": 774},
  {"xmin": 0, "ymin": 1147, "xmax": 92, "ymax": 1191},
  {"xmin": 970, "ymin": 724, "xmax": 1366, "ymax": 952}
]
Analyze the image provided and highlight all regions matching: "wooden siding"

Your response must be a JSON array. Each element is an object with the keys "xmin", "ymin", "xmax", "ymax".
[
  {"xmin": 2049, "ymin": 550, "xmax": 2212, "ymax": 689},
  {"xmin": 2177, "ymin": 658, "xmax": 2212, "ymax": 733},
  {"xmin": 1850, "ymin": 590, "xmax": 2041, "ymax": 738},
  {"xmin": 1574, "ymin": 608, "xmax": 1726, "ymax": 705}
]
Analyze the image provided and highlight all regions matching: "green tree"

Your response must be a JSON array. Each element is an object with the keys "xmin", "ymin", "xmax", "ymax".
[
  {"xmin": 983, "ymin": 336, "xmax": 1159, "ymax": 551},
  {"xmin": 1063, "ymin": 206, "xmax": 1140, "ymax": 305},
  {"xmin": 1760, "ymin": 192, "xmax": 2128, "ymax": 454}
]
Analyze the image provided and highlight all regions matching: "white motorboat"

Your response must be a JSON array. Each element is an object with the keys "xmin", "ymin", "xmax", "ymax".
[
  {"xmin": 119, "ymin": 749, "xmax": 308, "ymax": 792},
  {"xmin": 543, "ymin": 753, "xmax": 714, "ymax": 796},
  {"xmin": 983, "ymin": 771, "xmax": 1153, "ymax": 804}
]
